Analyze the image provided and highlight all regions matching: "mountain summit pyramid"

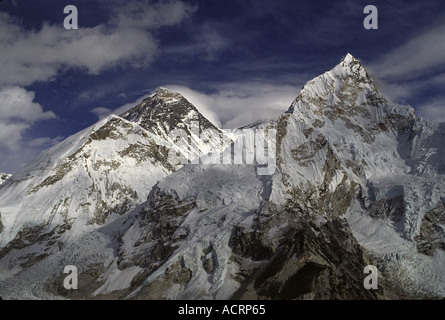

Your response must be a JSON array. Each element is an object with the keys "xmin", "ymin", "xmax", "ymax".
[
  {"xmin": 121, "ymin": 87, "xmax": 220, "ymax": 139},
  {"xmin": 1, "ymin": 54, "xmax": 444, "ymax": 300}
]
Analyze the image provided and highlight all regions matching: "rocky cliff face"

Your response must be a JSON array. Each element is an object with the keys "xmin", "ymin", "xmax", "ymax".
[{"xmin": 1, "ymin": 55, "xmax": 444, "ymax": 300}]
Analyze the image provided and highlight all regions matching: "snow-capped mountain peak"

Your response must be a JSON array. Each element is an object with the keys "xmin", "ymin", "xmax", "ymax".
[
  {"xmin": 342, "ymin": 52, "xmax": 357, "ymax": 63},
  {"xmin": 290, "ymin": 53, "xmax": 384, "ymax": 112},
  {"xmin": 120, "ymin": 87, "xmax": 220, "ymax": 140},
  {"xmin": 286, "ymin": 52, "xmax": 415, "ymax": 139},
  {"xmin": 152, "ymin": 86, "xmax": 184, "ymax": 102},
  {"xmin": 333, "ymin": 53, "xmax": 377, "ymax": 90},
  {"xmin": 339, "ymin": 52, "xmax": 361, "ymax": 67}
]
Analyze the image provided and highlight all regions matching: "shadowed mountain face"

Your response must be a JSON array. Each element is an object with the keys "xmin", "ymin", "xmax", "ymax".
[{"xmin": 1, "ymin": 55, "xmax": 444, "ymax": 300}]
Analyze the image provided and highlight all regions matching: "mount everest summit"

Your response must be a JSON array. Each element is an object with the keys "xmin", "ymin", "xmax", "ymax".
[{"xmin": 0, "ymin": 54, "xmax": 444, "ymax": 299}]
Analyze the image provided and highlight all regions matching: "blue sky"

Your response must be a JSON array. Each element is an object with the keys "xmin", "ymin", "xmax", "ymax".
[{"xmin": 0, "ymin": 0, "xmax": 445, "ymax": 173}]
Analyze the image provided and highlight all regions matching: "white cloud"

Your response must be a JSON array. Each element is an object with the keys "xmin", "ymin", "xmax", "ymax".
[
  {"xmin": 371, "ymin": 19, "xmax": 445, "ymax": 79},
  {"xmin": 199, "ymin": 26, "xmax": 229, "ymax": 59},
  {"xmin": 0, "ymin": 86, "xmax": 57, "ymax": 173},
  {"xmin": 166, "ymin": 83, "xmax": 298, "ymax": 128},
  {"xmin": 164, "ymin": 23, "xmax": 230, "ymax": 60},
  {"xmin": 366, "ymin": 15, "xmax": 445, "ymax": 117},
  {"xmin": 0, "ymin": 122, "xmax": 27, "ymax": 151},
  {"xmin": 163, "ymin": 86, "xmax": 223, "ymax": 127},
  {"xmin": 0, "ymin": 1, "xmax": 196, "ymax": 86},
  {"xmin": 90, "ymin": 83, "xmax": 299, "ymax": 129},
  {"xmin": 91, "ymin": 88, "xmax": 223, "ymax": 126},
  {"xmin": 111, "ymin": 1, "xmax": 196, "ymax": 30},
  {"xmin": 0, "ymin": 86, "xmax": 55, "ymax": 123},
  {"xmin": 27, "ymin": 136, "xmax": 65, "ymax": 148},
  {"xmin": 363, "ymin": 71, "xmax": 419, "ymax": 105},
  {"xmin": 416, "ymin": 99, "xmax": 445, "ymax": 122},
  {"xmin": 90, "ymin": 107, "xmax": 114, "ymax": 120},
  {"xmin": 366, "ymin": 15, "xmax": 445, "ymax": 111}
]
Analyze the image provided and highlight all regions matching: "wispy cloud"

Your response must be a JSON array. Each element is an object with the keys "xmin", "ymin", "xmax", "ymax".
[
  {"xmin": 364, "ymin": 11, "xmax": 445, "ymax": 122},
  {"xmin": 26, "ymin": 136, "xmax": 65, "ymax": 148},
  {"xmin": 163, "ymin": 23, "xmax": 230, "ymax": 61},
  {"xmin": 416, "ymin": 98, "xmax": 445, "ymax": 121},
  {"xmin": 166, "ymin": 83, "xmax": 299, "ymax": 128},
  {"xmin": 370, "ymin": 16, "xmax": 445, "ymax": 79},
  {"xmin": 0, "ymin": 86, "xmax": 56, "ymax": 173},
  {"xmin": 90, "ymin": 82, "xmax": 300, "ymax": 129},
  {"xmin": 0, "ymin": 1, "xmax": 196, "ymax": 86}
]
